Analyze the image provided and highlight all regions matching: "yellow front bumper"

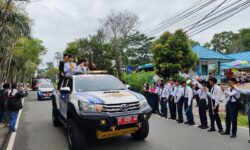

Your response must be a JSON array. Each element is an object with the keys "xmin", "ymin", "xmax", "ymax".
[{"xmin": 96, "ymin": 127, "xmax": 140, "ymax": 140}]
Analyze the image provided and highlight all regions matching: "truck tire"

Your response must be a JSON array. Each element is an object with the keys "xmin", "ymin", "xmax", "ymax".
[
  {"xmin": 131, "ymin": 121, "xmax": 149, "ymax": 141},
  {"xmin": 52, "ymin": 108, "xmax": 61, "ymax": 127},
  {"xmin": 68, "ymin": 119, "xmax": 87, "ymax": 150}
]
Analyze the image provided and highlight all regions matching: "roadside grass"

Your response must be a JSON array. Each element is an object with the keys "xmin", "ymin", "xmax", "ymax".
[{"xmin": 219, "ymin": 113, "xmax": 248, "ymax": 128}]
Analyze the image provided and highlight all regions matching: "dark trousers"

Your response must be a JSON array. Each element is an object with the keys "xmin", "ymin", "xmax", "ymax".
[
  {"xmin": 199, "ymin": 99, "xmax": 208, "ymax": 126},
  {"xmin": 160, "ymin": 98, "xmax": 168, "ymax": 117},
  {"xmin": 195, "ymin": 95, "xmax": 200, "ymax": 107},
  {"xmin": 208, "ymin": 98, "xmax": 223, "ymax": 130},
  {"xmin": 151, "ymin": 93, "xmax": 160, "ymax": 114},
  {"xmin": 0, "ymin": 103, "xmax": 4, "ymax": 122},
  {"xmin": 58, "ymin": 76, "xmax": 64, "ymax": 90},
  {"xmin": 225, "ymin": 101, "xmax": 238, "ymax": 135},
  {"xmin": 177, "ymin": 98, "xmax": 184, "ymax": 122},
  {"xmin": 169, "ymin": 96, "xmax": 176, "ymax": 119},
  {"xmin": 184, "ymin": 98, "xmax": 194, "ymax": 124}
]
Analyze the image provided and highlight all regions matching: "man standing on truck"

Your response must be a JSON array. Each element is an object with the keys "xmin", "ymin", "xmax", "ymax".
[{"xmin": 58, "ymin": 54, "xmax": 68, "ymax": 89}]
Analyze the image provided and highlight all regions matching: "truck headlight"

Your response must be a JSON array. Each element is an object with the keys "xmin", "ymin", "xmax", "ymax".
[
  {"xmin": 78, "ymin": 100, "xmax": 103, "ymax": 113},
  {"xmin": 139, "ymin": 100, "xmax": 149, "ymax": 108}
]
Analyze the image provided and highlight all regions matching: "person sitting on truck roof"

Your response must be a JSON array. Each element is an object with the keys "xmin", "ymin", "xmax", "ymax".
[
  {"xmin": 64, "ymin": 55, "xmax": 76, "ymax": 76},
  {"xmin": 76, "ymin": 59, "xmax": 88, "ymax": 74}
]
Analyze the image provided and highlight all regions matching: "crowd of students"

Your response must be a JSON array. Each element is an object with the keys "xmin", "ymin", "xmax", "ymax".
[
  {"xmin": 144, "ymin": 76, "xmax": 250, "ymax": 143},
  {"xmin": 0, "ymin": 83, "xmax": 27, "ymax": 133}
]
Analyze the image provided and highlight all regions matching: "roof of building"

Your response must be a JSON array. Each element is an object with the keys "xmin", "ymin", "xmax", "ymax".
[
  {"xmin": 226, "ymin": 51, "xmax": 250, "ymax": 61},
  {"xmin": 192, "ymin": 45, "xmax": 234, "ymax": 62}
]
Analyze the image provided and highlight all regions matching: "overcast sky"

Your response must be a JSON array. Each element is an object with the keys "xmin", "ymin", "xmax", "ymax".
[{"xmin": 25, "ymin": 0, "xmax": 250, "ymax": 68}]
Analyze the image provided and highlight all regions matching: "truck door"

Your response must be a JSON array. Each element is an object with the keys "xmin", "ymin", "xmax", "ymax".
[{"xmin": 59, "ymin": 78, "xmax": 72, "ymax": 119}]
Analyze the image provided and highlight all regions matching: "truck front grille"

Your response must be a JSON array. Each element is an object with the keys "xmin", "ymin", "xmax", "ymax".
[{"xmin": 102, "ymin": 101, "xmax": 140, "ymax": 113}]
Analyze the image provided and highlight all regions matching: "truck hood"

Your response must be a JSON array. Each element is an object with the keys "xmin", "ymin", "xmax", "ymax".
[{"xmin": 76, "ymin": 90, "xmax": 143, "ymax": 104}]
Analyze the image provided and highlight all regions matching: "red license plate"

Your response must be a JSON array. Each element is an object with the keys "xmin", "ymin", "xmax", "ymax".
[{"xmin": 117, "ymin": 115, "xmax": 138, "ymax": 125}]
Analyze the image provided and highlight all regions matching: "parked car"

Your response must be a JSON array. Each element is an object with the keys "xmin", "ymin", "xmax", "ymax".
[
  {"xmin": 52, "ymin": 74, "xmax": 152, "ymax": 150},
  {"xmin": 37, "ymin": 83, "xmax": 54, "ymax": 100}
]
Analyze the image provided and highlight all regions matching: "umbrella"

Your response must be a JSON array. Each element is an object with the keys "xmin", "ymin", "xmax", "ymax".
[{"xmin": 232, "ymin": 60, "xmax": 249, "ymax": 66}]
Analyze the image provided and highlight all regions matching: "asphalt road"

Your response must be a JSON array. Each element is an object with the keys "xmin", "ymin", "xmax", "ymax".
[{"xmin": 12, "ymin": 91, "xmax": 250, "ymax": 150}]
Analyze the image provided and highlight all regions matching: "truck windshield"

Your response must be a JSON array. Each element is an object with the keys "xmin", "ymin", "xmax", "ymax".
[{"xmin": 75, "ymin": 76, "xmax": 126, "ymax": 92}]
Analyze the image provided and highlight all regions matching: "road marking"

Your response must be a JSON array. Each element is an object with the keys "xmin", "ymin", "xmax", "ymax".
[{"xmin": 6, "ymin": 98, "xmax": 24, "ymax": 150}]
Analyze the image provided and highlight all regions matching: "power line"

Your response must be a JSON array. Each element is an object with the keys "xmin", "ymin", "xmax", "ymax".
[
  {"xmin": 145, "ymin": 0, "xmax": 218, "ymax": 36},
  {"xmin": 185, "ymin": 0, "xmax": 228, "ymax": 33},
  {"xmin": 183, "ymin": 0, "xmax": 243, "ymax": 31},
  {"xmin": 188, "ymin": 1, "xmax": 250, "ymax": 36}
]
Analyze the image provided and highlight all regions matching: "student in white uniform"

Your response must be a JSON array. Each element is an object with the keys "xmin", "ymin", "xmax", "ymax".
[
  {"xmin": 206, "ymin": 76, "xmax": 224, "ymax": 133},
  {"xmin": 233, "ymin": 84, "xmax": 250, "ymax": 143},
  {"xmin": 193, "ymin": 80, "xmax": 208, "ymax": 129},
  {"xmin": 168, "ymin": 79, "xmax": 176, "ymax": 120},
  {"xmin": 175, "ymin": 81, "xmax": 184, "ymax": 123},
  {"xmin": 221, "ymin": 78, "xmax": 240, "ymax": 138},
  {"xmin": 159, "ymin": 83, "xmax": 169, "ymax": 118},
  {"xmin": 181, "ymin": 81, "xmax": 195, "ymax": 125}
]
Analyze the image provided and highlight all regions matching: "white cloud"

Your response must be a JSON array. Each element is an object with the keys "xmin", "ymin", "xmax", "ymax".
[{"xmin": 25, "ymin": 0, "xmax": 250, "ymax": 68}]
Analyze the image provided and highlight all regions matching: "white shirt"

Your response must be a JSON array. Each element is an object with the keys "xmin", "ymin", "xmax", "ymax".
[
  {"xmin": 158, "ymin": 87, "xmax": 169, "ymax": 99},
  {"xmin": 194, "ymin": 82, "xmax": 207, "ymax": 99},
  {"xmin": 207, "ymin": 84, "xmax": 223, "ymax": 107},
  {"xmin": 174, "ymin": 86, "xmax": 183, "ymax": 103},
  {"xmin": 194, "ymin": 89, "xmax": 207, "ymax": 100},
  {"xmin": 235, "ymin": 87, "xmax": 250, "ymax": 96},
  {"xmin": 8, "ymin": 89, "xmax": 18, "ymax": 96},
  {"xmin": 167, "ymin": 84, "xmax": 175, "ymax": 96},
  {"xmin": 224, "ymin": 88, "xmax": 240, "ymax": 102},
  {"xmin": 183, "ymin": 86, "xmax": 193, "ymax": 106},
  {"xmin": 64, "ymin": 62, "xmax": 77, "ymax": 76}
]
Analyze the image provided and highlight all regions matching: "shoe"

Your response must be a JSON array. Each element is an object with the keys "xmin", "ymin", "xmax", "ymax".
[
  {"xmin": 221, "ymin": 131, "xmax": 230, "ymax": 135},
  {"xmin": 168, "ymin": 117, "xmax": 172, "ymax": 119},
  {"xmin": 248, "ymin": 140, "xmax": 250, "ymax": 143},
  {"xmin": 198, "ymin": 125, "xmax": 203, "ymax": 128},
  {"xmin": 201, "ymin": 126, "xmax": 209, "ymax": 129},
  {"xmin": 184, "ymin": 121, "xmax": 189, "ymax": 124},
  {"xmin": 189, "ymin": 122, "xmax": 195, "ymax": 126},
  {"xmin": 230, "ymin": 134, "xmax": 236, "ymax": 138},
  {"xmin": 208, "ymin": 128, "xmax": 216, "ymax": 132},
  {"xmin": 218, "ymin": 129, "xmax": 224, "ymax": 134},
  {"xmin": 177, "ymin": 120, "xmax": 183, "ymax": 123}
]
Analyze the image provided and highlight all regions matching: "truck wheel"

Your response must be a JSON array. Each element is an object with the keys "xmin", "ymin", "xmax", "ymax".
[
  {"xmin": 52, "ymin": 108, "xmax": 61, "ymax": 127},
  {"xmin": 131, "ymin": 121, "xmax": 149, "ymax": 141},
  {"xmin": 68, "ymin": 119, "xmax": 87, "ymax": 150}
]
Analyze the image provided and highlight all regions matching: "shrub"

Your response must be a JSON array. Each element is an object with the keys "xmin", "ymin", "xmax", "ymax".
[{"xmin": 121, "ymin": 71, "xmax": 155, "ymax": 93}]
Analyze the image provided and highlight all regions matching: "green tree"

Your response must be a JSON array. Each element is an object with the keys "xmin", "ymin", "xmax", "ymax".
[
  {"xmin": 151, "ymin": 30, "xmax": 197, "ymax": 79},
  {"xmin": 205, "ymin": 28, "xmax": 250, "ymax": 53},
  {"xmin": 43, "ymin": 67, "xmax": 58, "ymax": 83},
  {"xmin": 65, "ymin": 31, "xmax": 114, "ymax": 73},
  {"xmin": 99, "ymin": 10, "xmax": 139, "ymax": 78},
  {"xmin": 125, "ymin": 32, "xmax": 153, "ymax": 66}
]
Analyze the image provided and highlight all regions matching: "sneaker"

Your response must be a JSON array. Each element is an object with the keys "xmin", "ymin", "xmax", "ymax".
[
  {"xmin": 208, "ymin": 128, "xmax": 216, "ymax": 132},
  {"xmin": 230, "ymin": 134, "xmax": 237, "ymax": 138},
  {"xmin": 218, "ymin": 129, "xmax": 224, "ymax": 134},
  {"xmin": 184, "ymin": 121, "xmax": 189, "ymax": 124},
  {"xmin": 189, "ymin": 122, "xmax": 195, "ymax": 126},
  {"xmin": 221, "ymin": 132, "xmax": 230, "ymax": 135},
  {"xmin": 177, "ymin": 120, "xmax": 183, "ymax": 123},
  {"xmin": 198, "ymin": 125, "xmax": 203, "ymax": 128},
  {"xmin": 201, "ymin": 126, "xmax": 209, "ymax": 129}
]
